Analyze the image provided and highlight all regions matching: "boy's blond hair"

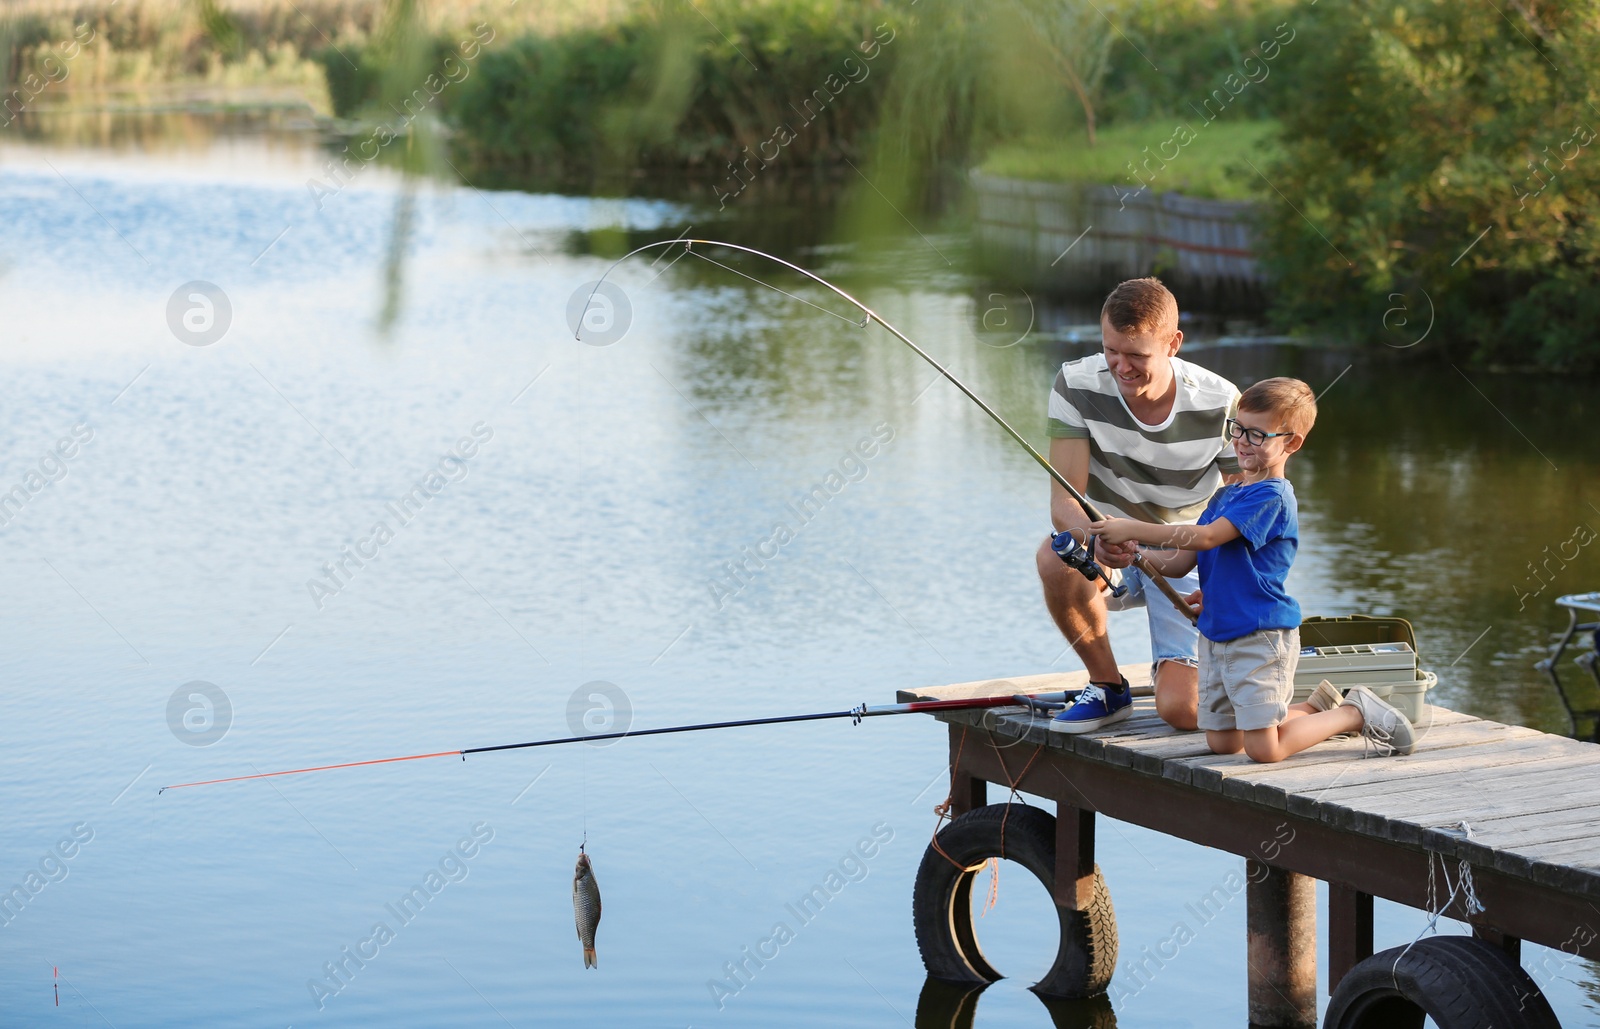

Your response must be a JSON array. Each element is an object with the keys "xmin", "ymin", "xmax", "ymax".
[
  {"xmin": 1101, "ymin": 277, "xmax": 1178, "ymax": 337},
  {"xmin": 1239, "ymin": 377, "xmax": 1317, "ymax": 436}
]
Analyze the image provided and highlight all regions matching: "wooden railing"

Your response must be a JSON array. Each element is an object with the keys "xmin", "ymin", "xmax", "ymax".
[{"xmin": 970, "ymin": 171, "xmax": 1266, "ymax": 302}]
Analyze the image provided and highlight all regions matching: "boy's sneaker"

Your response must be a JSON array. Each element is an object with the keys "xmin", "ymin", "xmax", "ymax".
[
  {"xmin": 1305, "ymin": 679, "xmax": 1344, "ymax": 712},
  {"xmin": 1049, "ymin": 678, "xmax": 1133, "ymax": 734},
  {"xmin": 1339, "ymin": 686, "xmax": 1416, "ymax": 756}
]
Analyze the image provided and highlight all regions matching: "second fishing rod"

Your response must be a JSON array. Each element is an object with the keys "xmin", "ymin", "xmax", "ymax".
[{"xmin": 580, "ymin": 239, "xmax": 1199, "ymax": 623}]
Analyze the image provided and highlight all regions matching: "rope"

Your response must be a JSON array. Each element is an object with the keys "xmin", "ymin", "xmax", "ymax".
[
  {"xmin": 987, "ymin": 731, "xmax": 1044, "ymax": 860},
  {"xmin": 929, "ymin": 727, "xmax": 976, "ymax": 872},
  {"xmin": 982, "ymin": 858, "xmax": 1000, "ymax": 917},
  {"xmin": 1391, "ymin": 821, "xmax": 1483, "ymax": 983},
  {"xmin": 928, "ymin": 713, "xmax": 1045, "ymax": 887},
  {"xmin": 980, "ymin": 731, "xmax": 1045, "ymax": 916}
]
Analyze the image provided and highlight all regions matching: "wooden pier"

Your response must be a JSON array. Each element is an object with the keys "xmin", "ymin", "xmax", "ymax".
[{"xmin": 904, "ymin": 664, "xmax": 1600, "ymax": 1028}]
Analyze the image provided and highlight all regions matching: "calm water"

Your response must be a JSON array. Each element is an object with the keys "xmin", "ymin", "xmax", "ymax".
[{"xmin": 1, "ymin": 117, "xmax": 1597, "ymax": 1028}]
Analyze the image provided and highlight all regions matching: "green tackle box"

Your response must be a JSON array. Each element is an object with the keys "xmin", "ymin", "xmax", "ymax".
[{"xmin": 1292, "ymin": 615, "xmax": 1436, "ymax": 725}]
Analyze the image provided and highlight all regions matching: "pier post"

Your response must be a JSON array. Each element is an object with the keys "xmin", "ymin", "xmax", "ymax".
[
  {"xmin": 1472, "ymin": 925, "xmax": 1522, "ymax": 963},
  {"xmin": 1054, "ymin": 803, "xmax": 1096, "ymax": 909},
  {"xmin": 1246, "ymin": 861, "xmax": 1316, "ymax": 1029},
  {"xmin": 1328, "ymin": 883, "xmax": 1372, "ymax": 990}
]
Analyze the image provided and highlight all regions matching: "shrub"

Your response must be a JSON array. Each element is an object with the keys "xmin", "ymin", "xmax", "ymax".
[{"xmin": 1256, "ymin": 0, "xmax": 1600, "ymax": 371}]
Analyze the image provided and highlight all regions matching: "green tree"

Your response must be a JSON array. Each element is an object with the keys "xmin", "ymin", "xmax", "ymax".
[
  {"xmin": 1010, "ymin": 0, "xmax": 1116, "ymax": 144},
  {"xmin": 1258, "ymin": 0, "xmax": 1600, "ymax": 371}
]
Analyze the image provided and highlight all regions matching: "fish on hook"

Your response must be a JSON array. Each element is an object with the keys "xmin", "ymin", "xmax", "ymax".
[{"xmin": 573, "ymin": 849, "xmax": 602, "ymax": 969}]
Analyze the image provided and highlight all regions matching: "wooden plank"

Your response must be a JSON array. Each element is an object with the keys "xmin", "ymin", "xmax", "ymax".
[
  {"xmin": 1252, "ymin": 733, "xmax": 1591, "ymax": 812},
  {"xmin": 1459, "ymin": 800, "xmax": 1600, "ymax": 836},
  {"xmin": 1505, "ymin": 836, "xmax": 1600, "ymax": 867},
  {"xmin": 1252, "ymin": 720, "xmax": 1563, "ymax": 786},
  {"xmin": 1316, "ymin": 753, "xmax": 1600, "ymax": 821},
  {"xmin": 1316, "ymin": 759, "xmax": 1600, "ymax": 859},
  {"xmin": 1163, "ymin": 748, "xmax": 1260, "ymax": 789},
  {"xmin": 1283, "ymin": 740, "xmax": 1599, "ymax": 815},
  {"xmin": 1318, "ymin": 767, "xmax": 1600, "ymax": 838},
  {"xmin": 1118, "ymin": 736, "xmax": 1220, "ymax": 776},
  {"xmin": 1460, "ymin": 820, "xmax": 1600, "ymax": 852},
  {"xmin": 1108, "ymin": 731, "xmax": 1218, "ymax": 763},
  {"xmin": 1205, "ymin": 718, "xmax": 1538, "ymax": 799}
]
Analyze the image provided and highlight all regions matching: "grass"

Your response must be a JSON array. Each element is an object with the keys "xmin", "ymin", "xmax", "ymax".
[
  {"xmin": 0, "ymin": 0, "xmax": 641, "ymax": 104},
  {"xmin": 978, "ymin": 118, "xmax": 1282, "ymax": 201}
]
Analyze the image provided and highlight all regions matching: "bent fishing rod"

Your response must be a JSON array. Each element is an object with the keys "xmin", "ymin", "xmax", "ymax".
[
  {"xmin": 578, "ymin": 238, "xmax": 1197, "ymax": 623},
  {"xmin": 157, "ymin": 692, "xmax": 1092, "ymax": 793}
]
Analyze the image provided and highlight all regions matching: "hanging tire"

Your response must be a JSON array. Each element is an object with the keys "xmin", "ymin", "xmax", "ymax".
[
  {"xmin": 1324, "ymin": 936, "xmax": 1562, "ymax": 1029},
  {"xmin": 912, "ymin": 803, "xmax": 1118, "ymax": 999}
]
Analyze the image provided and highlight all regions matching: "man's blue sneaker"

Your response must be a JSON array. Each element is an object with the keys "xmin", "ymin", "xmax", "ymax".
[{"xmin": 1049, "ymin": 679, "xmax": 1133, "ymax": 734}]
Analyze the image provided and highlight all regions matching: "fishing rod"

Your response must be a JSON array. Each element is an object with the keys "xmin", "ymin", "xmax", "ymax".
[
  {"xmin": 579, "ymin": 239, "xmax": 1197, "ymax": 623},
  {"xmin": 157, "ymin": 692, "xmax": 1076, "ymax": 793}
]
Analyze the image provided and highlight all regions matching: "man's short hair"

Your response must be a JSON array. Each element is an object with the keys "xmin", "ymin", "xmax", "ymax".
[
  {"xmin": 1101, "ymin": 278, "xmax": 1179, "ymax": 337},
  {"xmin": 1239, "ymin": 377, "xmax": 1318, "ymax": 436}
]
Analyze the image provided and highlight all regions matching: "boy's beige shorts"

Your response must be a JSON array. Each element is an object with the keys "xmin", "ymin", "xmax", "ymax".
[{"xmin": 1198, "ymin": 627, "xmax": 1300, "ymax": 731}]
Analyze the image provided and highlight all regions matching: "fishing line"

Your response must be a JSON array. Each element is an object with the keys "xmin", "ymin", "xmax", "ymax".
[
  {"xmin": 578, "ymin": 238, "xmax": 1197, "ymax": 622},
  {"xmin": 685, "ymin": 247, "xmax": 866, "ymax": 329}
]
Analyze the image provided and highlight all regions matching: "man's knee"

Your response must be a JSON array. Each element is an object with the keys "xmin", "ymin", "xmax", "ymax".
[
  {"xmin": 1154, "ymin": 660, "xmax": 1199, "ymax": 731},
  {"xmin": 1037, "ymin": 538, "xmax": 1098, "ymax": 601}
]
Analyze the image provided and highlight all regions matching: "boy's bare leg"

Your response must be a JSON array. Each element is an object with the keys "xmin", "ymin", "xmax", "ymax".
[
  {"xmin": 1154, "ymin": 659, "xmax": 1198, "ymax": 731},
  {"xmin": 1035, "ymin": 538, "xmax": 1123, "ymax": 683},
  {"xmin": 1242, "ymin": 707, "xmax": 1364, "ymax": 764}
]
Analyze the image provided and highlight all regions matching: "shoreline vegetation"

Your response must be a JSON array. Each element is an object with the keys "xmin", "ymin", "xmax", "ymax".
[
  {"xmin": 980, "ymin": 120, "xmax": 1281, "ymax": 204},
  {"xmin": 4, "ymin": 0, "xmax": 1598, "ymax": 372}
]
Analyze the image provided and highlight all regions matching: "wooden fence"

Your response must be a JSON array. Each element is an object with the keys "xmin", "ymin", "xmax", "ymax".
[{"xmin": 970, "ymin": 171, "xmax": 1267, "ymax": 307}]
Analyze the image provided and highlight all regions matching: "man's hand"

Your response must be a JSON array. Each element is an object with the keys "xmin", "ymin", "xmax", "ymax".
[
  {"xmin": 1183, "ymin": 588, "xmax": 1203, "ymax": 617},
  {"xmin": 1095, "ymin": 537, "xmax": 1138, "ymax": 569}
]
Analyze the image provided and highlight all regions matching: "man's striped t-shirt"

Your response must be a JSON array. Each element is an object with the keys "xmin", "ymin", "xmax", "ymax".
[{"xmin": 1047, "ymin": 354, "xmax": 1241, "ymax": 525}]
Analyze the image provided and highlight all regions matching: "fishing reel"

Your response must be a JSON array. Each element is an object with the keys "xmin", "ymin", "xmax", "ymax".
[{"xmin": 1050, "ymin": 529, "xmax": 1128, "ymax": 598}]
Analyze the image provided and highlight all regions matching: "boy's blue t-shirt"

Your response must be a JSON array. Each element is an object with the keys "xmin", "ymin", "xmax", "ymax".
[{"xmin": 1195, "ymin": 478, "xmax": 1300, "ymax": 642}]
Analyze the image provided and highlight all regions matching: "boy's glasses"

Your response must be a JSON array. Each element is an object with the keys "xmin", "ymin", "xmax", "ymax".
[{"xmin": 1226, "ymin": 418, "xmax": 1296, "ymax": 447}]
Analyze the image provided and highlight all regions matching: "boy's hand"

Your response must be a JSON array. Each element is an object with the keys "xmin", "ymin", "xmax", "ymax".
[
  {"xmin": 1183, "ymin": 588, "xmax": 1203, "ymax": 617},
  {"xmin": 1089, "ymin": 517, "xmax": 1141, "ymax": 546}
]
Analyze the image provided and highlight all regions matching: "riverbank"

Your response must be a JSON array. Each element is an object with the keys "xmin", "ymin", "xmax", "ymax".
[{"xmin": 978, "ymin": 119, "xmax": 1280, "ymax": 203}]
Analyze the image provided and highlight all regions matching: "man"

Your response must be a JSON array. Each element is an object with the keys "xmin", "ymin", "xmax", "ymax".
[{"xmin": 1036, "ymin": 277, "xmax": 1240, "ymax": 733}]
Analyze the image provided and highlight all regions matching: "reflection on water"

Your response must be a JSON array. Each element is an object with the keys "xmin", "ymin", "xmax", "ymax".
[
  {"xmin": 3, "ymin": 105, "xmax": 321, "ymax": 153},
  {"xmin": 914, "ymin": 978, "xmax": 1118, "ymax": 1029},
  {"xmin": 1547, "ymin": 665, "xmax": 1600, "ymax": 741},
  {"xmin": 0, "ymin": 114, "xmax": 1597, "ymax": 1028}
]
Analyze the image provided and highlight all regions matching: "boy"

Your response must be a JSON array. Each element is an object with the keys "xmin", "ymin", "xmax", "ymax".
[{"xmin": 1086, "ymin": 377, "xmax": 1415, "ymax": 762}]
